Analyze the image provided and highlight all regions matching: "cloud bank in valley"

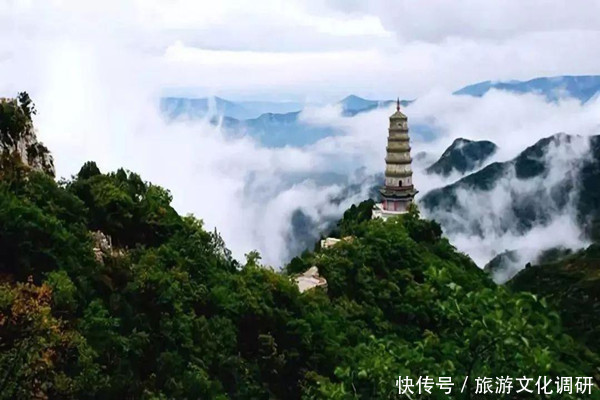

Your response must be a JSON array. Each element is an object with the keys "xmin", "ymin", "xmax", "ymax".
[
  {"xmin": 422, "ymin": 135, "xmax": 593, "ymax": 272},
  {"xmin": 408, "ymin": 93, "xmax": 600, "ymax": 280},
  {"xmin": 31, "ymin": 55, "xmax": 389, "ymax": 267},
  {"xmin": 1, "ymin": 0, "xmax": 600, "ymax": 270},
  {"xmin": 20, "ymin": 52, "xmax": 600, "ymax": 269},
  {"xmin": 280, "ymin": 90, "xmax": 600, "ymax": 274}
]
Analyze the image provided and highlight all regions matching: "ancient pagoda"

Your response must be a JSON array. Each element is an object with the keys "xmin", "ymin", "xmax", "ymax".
[{"xmin": 373, "ymin": 99, "xmax": 418, "ymax": 219}]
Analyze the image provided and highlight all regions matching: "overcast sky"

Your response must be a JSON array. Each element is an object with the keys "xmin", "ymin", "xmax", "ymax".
[
  {"xmin": 1, "ymin": 0, "xmax": 600, "ymax": 267},
  {"xmin": 1, "ymin": 0, "xmax": 600, "ymax": 102}
]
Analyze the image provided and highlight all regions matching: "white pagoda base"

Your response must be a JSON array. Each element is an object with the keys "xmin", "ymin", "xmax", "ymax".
[{"xmin": 372, "ymin": 202, "xmax": 408, "ymax": 220}]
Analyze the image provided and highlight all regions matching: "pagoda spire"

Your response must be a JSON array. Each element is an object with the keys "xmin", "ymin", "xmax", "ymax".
[{"xmin": 396, "ymin": 97, "xmax": 400, "ymax": 112}]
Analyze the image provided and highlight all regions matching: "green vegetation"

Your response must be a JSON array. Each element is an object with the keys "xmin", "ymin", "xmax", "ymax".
[
  {"xmin": 0, "ymin": 96, "xmax": 598, "ymax": 399},
  {"xmin": 510, "ymin": 244, "xmax": 600, "ymax": 355},
  {"xmin": 0, "ymin": 93, "xmax": 34, "ymax": 150},
  {"xmin": 0, "ymin": 92, "xmax": 53, "ymax": 177}
]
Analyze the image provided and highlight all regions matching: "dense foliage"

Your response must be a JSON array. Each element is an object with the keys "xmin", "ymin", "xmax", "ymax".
[
  {"xmin": 0, "ymin": 98, "xmax": 598, "ymax": 399},
  {"xmin": 0, "ymin": 93, "xmax": 33, "ymax": 150},
  {"xmin": 510, "ymin": 244, "xmax": 600, "ymax": 355}
]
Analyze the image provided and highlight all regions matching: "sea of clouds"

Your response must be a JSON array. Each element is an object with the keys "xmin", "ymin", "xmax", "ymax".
[
  {"xmin": 300, "ymin": 92, "xmax": 600, "ymax": 276},
  {"xmin": 2, "ymin": 0, "xmax": 600, "ymax": 273},
  {"xmin": 31, "ymin": 67, "xmax": 600, "ymax": 271}
]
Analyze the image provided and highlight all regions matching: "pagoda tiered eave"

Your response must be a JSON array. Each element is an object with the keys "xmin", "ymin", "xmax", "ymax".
[
  {"xmin": 384, "ymin": 170, "xmax": 413, "ymax": 178},
  {"xmin": 379, "ymin": 186, "xmax": 418, "ymax": 199},
  {"xmin": 385, "ymin": 157, "xmax": 411, "ymax": 163}
]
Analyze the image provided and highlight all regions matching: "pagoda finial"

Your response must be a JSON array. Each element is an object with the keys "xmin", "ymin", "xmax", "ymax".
[{"xmin": 396, "ymin": 97, "xmax": 400, "ymax": 112}]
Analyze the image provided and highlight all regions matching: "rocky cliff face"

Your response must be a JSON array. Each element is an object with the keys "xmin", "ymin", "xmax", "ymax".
[{"xmin": 0, "ymin": 95, "xmax": 54, "ymax": 176}]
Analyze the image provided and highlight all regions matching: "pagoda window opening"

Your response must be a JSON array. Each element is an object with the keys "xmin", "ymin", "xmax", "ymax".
[{"xmin": 399, "ymin": 180, "xmax": 403, "ymax": 187}]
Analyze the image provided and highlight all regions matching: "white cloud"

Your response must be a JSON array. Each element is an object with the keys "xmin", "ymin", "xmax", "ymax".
[
  {"xmin": 327, "ymin": 0, "xmax": 600, "ymax": 42},
  {"xmin": 418, "ymin": 132, "xmax": 595, "ymax": 277},
  {"xmin": 9, "ymin": 37, "xmax": 381, "ymax": 267},
  {"xmin": 408, "ymin": 90, "xmax": 600, "ymax": 162},
  {"xmin": 1, "ymin": 0, "xmax": 600, "ymax": 269},
  {"xmin": 2, "ymin": 0, "xmax": 600, "ymax": 101}
]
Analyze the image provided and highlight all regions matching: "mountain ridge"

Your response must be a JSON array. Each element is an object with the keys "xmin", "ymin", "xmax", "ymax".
[
  {"xmin": 454, "ymin": 75, "xmax": 600, "ymax": 103},
  {"xmin": 163, "ymin": 94, "xmax": 409, "ymax": 147},
  {"xmin": 2, "ymin": 93, "xmax": 600, "ymax": 399},
  {"xmin": 162, "ymin": 94, "xmax": 403, "ymax": 121},
  {"xmin": 160, "ymin": 75, "xmax": 600, "ymax": 148},
  {"xmin": 509, "ymin": 243, "xmax": 600, "ymax": 354},
  {"xmin": 420, "ymin": 133, "xmax": 600, "ymax": 276},
  {"xmin": 426, "ymin": 137, "xmax": 498, "ymax": 177},
  {"xmin": 160, "ymin": 96, "xmax": 303, "ymax": 120}
]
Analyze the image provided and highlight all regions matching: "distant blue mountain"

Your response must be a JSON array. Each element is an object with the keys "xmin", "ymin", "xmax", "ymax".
[
  {"xmin": 338, "ymin": 95, "xmax": 411, "ymax": 116},
  {"xmin": 238, "ymin": 111, "xmax": 338, "ymax": 148},
  {"xmin": 202, "ymin": 110, "xmax": 339, "ymax": 148},
  {"xmin": 160, "ymin": 96, "xmax": 302, "ymax": 120},
  {"xmin": 161, "ymin": 95, "xmax": 414, "ymax": 147},
  {"xmin": 454, "ymin": 75, "xmax": 600, "ymax": 103},
  {"xmin": 162, "ymin": 94, "xmax": 403, "ymax": 121}
]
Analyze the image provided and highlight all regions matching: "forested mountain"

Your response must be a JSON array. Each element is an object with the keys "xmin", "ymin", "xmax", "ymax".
[
  {"xmin": 509, "ymin": 244, "xmax": 600, "ymax": 355},
  {"xmin": 426, "ymin": 138, "xmax": 498, "ymax": 177},
  {"xmin": 421, "ymin": 133, "xmax": 600, "ymax": 241},
  {"xmin": 1, "ymin": 95, "xmax": 599, "ymax": 399}
]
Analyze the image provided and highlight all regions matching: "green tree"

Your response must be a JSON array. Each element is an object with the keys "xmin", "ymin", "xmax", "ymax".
[
  {"xmin": 17, "ymin": 92, "xmax": 36, "ymax": 119},
  {"xmin": 0, "ymin": 280, "xmax": 104, "ymax": 400}
]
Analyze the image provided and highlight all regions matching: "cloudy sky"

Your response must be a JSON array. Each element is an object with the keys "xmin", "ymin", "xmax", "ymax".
[
  {"xmin": 2, "ymin": 0, "xmax": 600, "ymax": 101},
  {"xmin": 1, "ymin": 0, "xmax": 600, "ymax": 268}
]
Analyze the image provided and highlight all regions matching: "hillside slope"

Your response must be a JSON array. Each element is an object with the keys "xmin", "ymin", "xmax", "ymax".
[
  {"xmin": 1, "ymin": 95, "xmax": 599, "ymax": 399},
  {"xmin": 509, "ymin": 244, "xmax": 600, "ymax": 354}
]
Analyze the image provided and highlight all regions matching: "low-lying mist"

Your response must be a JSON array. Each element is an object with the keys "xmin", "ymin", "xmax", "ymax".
[
  {"xmin": 9, "ymin": 39, "xmax": 600, "ymax": 270},
  {"xmin": 422, "ymin": 134, "xmax": 593, "ymax": 277}
]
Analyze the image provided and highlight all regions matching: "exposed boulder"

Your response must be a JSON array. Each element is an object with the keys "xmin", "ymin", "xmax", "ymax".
[
  {"xmin": 91, "ymin": 230, "xmax": 113, "ymax": 264},
  {"xmin": 294, "ymin": 266, "xmax": 327, "ymax": 293}
]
